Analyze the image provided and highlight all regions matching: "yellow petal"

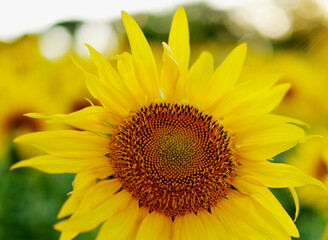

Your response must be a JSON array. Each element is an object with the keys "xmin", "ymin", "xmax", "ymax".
[
  {"xmin": 236, "ymin": 123, "xmax": 305, "ymax": 160},
  {"xmin": 59, "ymin": 231, "xmax": 78, "ymax": 240},
  {"xmin": 203, "ymin": 43, "xmax": 247, "ymax": 109},
  {"xmin": 212, "ymin": 73, "xmax": 282, "ymax": 117},
  {"xmin": 266, "ymin": 114, "xmax": 309, "ymax": 128},
  {"xmin": 211, "ymin": 203, "xmax": 246, "ymax": 239},
  {"xmin": 10, "ymin": 155, "xmax": 109, "ymax": 173},
  {"xmin": 172, "ymin": 213, "xmax": 209, "ymax": 240},
  {"xmin": 121, "ymin": 11, "xmax": 159, "ymax": 101},
  {"xmin": 70, "ymin": 56, "xmax": 129, "ymax": 116},
  {"xmin": 84, "ymin": 71, "xmax": 129, "ymax": 115},
  {"xmin": 76, "ymin": 179, "xmax": 122, "ymax": 214},
  {"xmin": 252, "ymin": 83, "xmax": 291, "ymax": 115},
  {"xmin": 96, "ymin": 199, "xmax": 139, "ymax": 240},
  {"xmin": 115, "ymin": 52, "xmax": 147, "ymax": 106},
  {"xmin": 58, "ymin": 162, "xmax": 114, "ymax": 218},
  {"xmin": 220, "ymin": 190, "xmax": 291, "ymax": 239},
  {"xmin": 228, "ymin": 113, "xmax": 309, "ymax": 138},
  {"xmin": 161, "ymin": 42, "xmax": 181, "ymax": 102},
  {"xmin": 322, "ymin": 223, "xmax": 328, "ymax": 240},
  {"xmin": 219, "ymin": 82, "xmax": 290, "ymax": 122},
  {"xmin": 14, "ymin": 130, "xmax": 108, "ymax": 158},
  {"xmin": 73, "ymin": 161, "xmax": 114, "ymax": 192},
  {"xmin": 289, "ymin": 187, "xmax": 299, "ymax": 222},
  {"xmin": 233, "ymin": 178, "xmax": 299, "ymax": 237},
  {"xmin": 24, "ymin": 112, "xmax": 51, "ymax": 120},
  {"xmin": 125, "ymin": 207, "xmax": 150, "ymax": 240},
  {"xmin": 85, "ymin": 44, "xmax": 121, "ymax": 88},
  {"xmin": 215, "ymin": 83, "xmax": 290, "ymax": 130},
  {"xmin": 223, "ymin": 114, "xmax": 308, "ymax": 143},
  {"xmin": 28, "ymin": 106, "xmax": 117, "ymax": 134},
  {"xmin": 86, "ymin": 44, "xmax": 137, "ymax": 109},
  {"xmin": 136, "ymin": 211, "xmax": 172, "ymax": 240},
  {"xmin": 197, "ymin": 210, "xmax": 229, "ymax": 239},
  {"xmin": 186, "ymin": 51, "xmax": 214, "ymax": 106},
  {"xmin": 168, "ymin": 6, "xmax": 190, "ymax": 73},
  {"xmin": 238, "ymin": 160, "xmax": 326, "ymax": 189},
  {"xmin": 55, "ymin": 190, "xmax": 131, "ymax": 232}
]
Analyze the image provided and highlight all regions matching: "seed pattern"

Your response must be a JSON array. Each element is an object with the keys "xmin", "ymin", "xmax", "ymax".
[{"xmin": 109, "ymin": 103, "xmax": 236, "ymax": 217}]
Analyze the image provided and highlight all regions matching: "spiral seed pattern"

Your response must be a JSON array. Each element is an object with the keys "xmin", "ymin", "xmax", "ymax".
[{"xmin": 109, "ymin": 103, "xmax": 236, "ymax": 217}]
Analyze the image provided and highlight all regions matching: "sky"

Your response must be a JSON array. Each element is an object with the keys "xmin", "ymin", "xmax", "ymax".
[
  {"xmin": 1, "ymin": 0, "xmax": 328, "ymax": 41},
  {"xmin": 0, "ymin": 0, "xmax": 262, "ymax": 41},
  {"xmin": 2, "ymin": 0, "xmax": 328, "ymax": 59}
]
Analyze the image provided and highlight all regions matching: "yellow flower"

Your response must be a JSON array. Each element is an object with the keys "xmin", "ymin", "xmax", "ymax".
[
  {"xmin": 286, "ymin": 133, "xmax": 328, "ymax": 239},
  {"xmin": 323, "ymin": 224, "xmax": 328, "ymax": 240},
  {"xmin": 287, "ymin": 134, "xmax": 328, "ymax": 211},
  {"xmin": 0, "ymin": 36, "xmax": 91, "ymax": 157},
  {"xmin": 11, "ymin": 7, "xmax": 325, "ymax": 239},
  {"xmin": 240, "ymin": 50, "xmax": 328, "ymax": 127},
  {"xmin": 0, "ymin": 36, "xmax": 54, "ymax": 155}
]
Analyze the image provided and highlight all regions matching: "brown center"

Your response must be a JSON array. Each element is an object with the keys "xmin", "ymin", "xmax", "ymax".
[{"xmin": 109, "ymin": 103, "xmax": 236, "ymax": 217}]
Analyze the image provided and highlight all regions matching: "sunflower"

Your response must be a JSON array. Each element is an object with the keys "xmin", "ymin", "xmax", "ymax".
[
  {"xmin": 0, "ymin": 35, "xmax": 91, "ymax": 157},
  {"xmin": 287, "ymin": 133, "xmax": 328, "ymax": 210},
  {"xmin": 239, "ymin": 50, "xmax": 328, "ymax": 127},
  {"xmin": 11, "ymin": 7, "xmax": 325, "ymax": 239},
  {"xmin": 287, "ymin": 134, "xmax": 328, "ymax": 239}
]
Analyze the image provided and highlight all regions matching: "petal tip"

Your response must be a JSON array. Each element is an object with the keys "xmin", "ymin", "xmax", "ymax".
[
  {"xmin": 53, "ymin": 222, "xmax": 62, "ymax": 231},
  {"xmin": 121, "ymin": 10, "xmax": 128, "ymax": 16},
  {"xmin": 238, "ymin": 42, "xmax": 248, "ymax": 53},
  {"xmin": 176, "ymin": 6, "xmax": 186, "ymax": 15},
  {"xmin": 121, "ymin": 10, "xmax": 131, "ymax": 23},
  {"xmin": 24, "ymin": 112, "xmax": 48, "ymax": 119},
  {"xmin": 13, "ymin": 135, "xmax": 23, "ymax": 144},
  {"xmin": 9, "ymin": 159, "xmax": 31, "ymax": 171},
  {"xmin": 10, "ymin": 163, "xmax": 20, "ymax": 171},
  {"xmin": 84, "ymin": 43, "xmax": 92, "ymax": 50},
  {"xmin": 57, "ymin": 209, "xmax": 68, "ymax": 220},
  {"xmin": 84, "ymin": 43, "xmax": 96, "ymax": 55}
]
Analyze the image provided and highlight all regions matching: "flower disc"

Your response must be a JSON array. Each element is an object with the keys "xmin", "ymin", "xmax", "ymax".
[{"xmin": 110, "ymin": 103, "xmax": 236, "ymax": 217}]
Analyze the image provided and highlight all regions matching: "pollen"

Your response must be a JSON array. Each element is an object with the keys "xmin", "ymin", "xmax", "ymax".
[{"xmin": 109, "ymin": 103, "xmax": 237, "ymax": 217}]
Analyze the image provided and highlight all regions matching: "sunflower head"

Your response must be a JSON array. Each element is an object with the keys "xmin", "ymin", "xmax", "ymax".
[
  {"xmin": 110, "ymin": 102, "xmax": 236, "ymax": 217},
  {"xmin": 11, "ymin": 6, "xmax": 325, "ymax": 240}
]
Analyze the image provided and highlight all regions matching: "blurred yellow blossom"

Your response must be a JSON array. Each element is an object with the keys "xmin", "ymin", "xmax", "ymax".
[
  {"xmin": 0, "ymin": 35, "xmax": 92, "ymax": 158},
  {"xmin": 288, "ymin": 135, "xmax": 328, "ymax": 211}
]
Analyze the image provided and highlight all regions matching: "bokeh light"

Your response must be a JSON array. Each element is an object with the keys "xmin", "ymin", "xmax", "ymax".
[
  {"xmin": 74, "ymin": 22, "xmax": 118, "ymax": 57},
  {"xmin": 39, "ymin": 26, "xmax": 72, "ymax": 60}
]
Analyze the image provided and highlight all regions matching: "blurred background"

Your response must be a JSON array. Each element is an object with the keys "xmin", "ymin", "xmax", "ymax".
[{"xmin": 1, "ymin": 0, "xmax": 328, "ymax": 239}]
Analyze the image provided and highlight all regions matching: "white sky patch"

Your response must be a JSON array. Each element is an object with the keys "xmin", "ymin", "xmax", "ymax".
[
  {"xmin": 1, "ymin": 0, "xmax": 324, "ymax": 41},
  {"xmin": 230, "ymin": 0, "xmax": 292, "ymax": 39},
  {"xmin": 0, "ymin": 0, "xmax": 201, "ymax": 41},
  {"xmin": 74, "ymin": 22, "xmax": 118, "ymax": 57},
  {"xmin": 254, "ymin": 5, "xmax": 292, "ymax": 39},
  {"xmin": 39, "ymin": 26, "xmax": 72, "ymax": 60},
  {"xmin": 319, "ymin": 0, "xmax": 328, "ymax": 19},
  {"xmin": 206, "ymin": 0, "xmax": 261, "ymax": 10}
]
